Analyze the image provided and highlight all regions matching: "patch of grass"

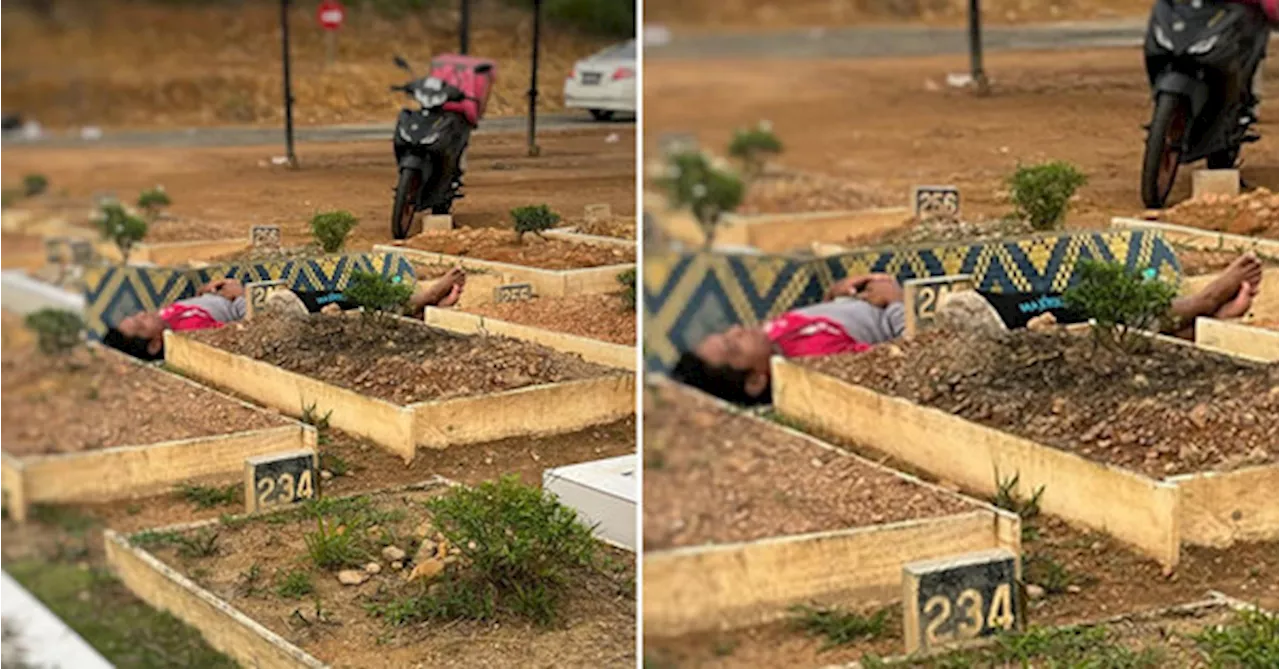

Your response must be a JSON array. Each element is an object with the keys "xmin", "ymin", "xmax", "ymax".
[
  {"xmin": 218, "ymin": 512, "xmax": 250, "ymax": 530},
  {"xmin": 303, "ymin": 512, "xmax": 367, "ymax": 570},
  {"xmin": 176, "ymin": 528, "xmax": 221, "ymax": 558},
  {"xmin": 5, "ymin": 559, "xmax": 237, "ymax": 668},
  {"xmin": 320, "ymin": 451, "xmax": 348, "ymax": 476},
  {"xmin": 788, "ymin": 604, "xmax": 890, "ymax": 651},
  {"xmin": 29, "ymin": 504, "xmax": 97, "ymax": 534},
  {"xmin": 992, "ymin": 471, "xmax": 1044, "ymax": 542},
  {"xmin": 1194, "ymin": 608, "xmax": 1278, "ymax": 669},
  {"xmin": 1023, "ymin": 552, "xmax": 1076, "ymax": 595},
  {"xmin": 237, "ymin": 563, "xmax": 264, "ymax": 597},
  {"xmin": 276, "ymin": 569, "xmax": 315, "ymax": 600},
  {"xmin": 174, "ymin": 482, "xmax": 240, "ymax": 509},
  {"xmin": 130, "ymin": 529, "xmax": 183, "ymax": 549},
  {"xmin": 301, "ymin": 402, "xmax": 332, "ymax": 431}
]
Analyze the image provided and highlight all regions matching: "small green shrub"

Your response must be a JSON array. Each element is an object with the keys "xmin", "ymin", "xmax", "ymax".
[
  {"xmin": 320, "ymin": 452, "xmax": 349, "ymax": 477},
  {"xmin": 658, "ymin": 150, "xmax": 744, "ymax": 247},
  {"xmin": 130, "ymin": 530, "xmax": 183, "ymax": 549},
  {"xmin": 24, "ymin": 309, "xmax": 84, "ymax": 355},
  {"xmin": 993, "ymin": 471, "xmax": 1044, "ymax": 542},
  {"xmin": 276, "ymin": 569, "xmax": 315, "ymax": 600},
  {"xmin": 344, "ymin": 270, "xmax": 414, "ymax": 321},
  {"xmin": 136, "ymin": 187, "xmax": 171, "ymax": 220},
  {"xmin": 309, "ymin": 210, "xmax": 359, "ymax": 253},
  {"xmin": 175, "ymin": 482, "xmax": 240, "ymax": 509},
  {"xmin": 304, "ymin": 512, "xmax": 366, "ymax": 570},
  {"xmin": 616, "ymin": 268, "xmax": 636, "ymax": 310},
  {"xmin": 1007, "ymin": 161, "xmax": 1088, "ymax": 230},
  {"xmin": 788, "ymin": 604, "xmax": 890, "ymax": 650},
  {"xmin": 727, "ymin": 122, "xmax": 782, "ymax": 179},
  {"xmin": 1193, "ymin": 608, "xmax": 1279, "ymax": 669},
  {"xmin": 94, "ymin": 203, "xmax": 148, "ymax": 265},
  {"xmin": 1064, "ymin": 260, "xmax": 1177, "ymax": 354},
  {"xmin": 176, "ymin": 528, "xmax": 221, "ymax": 558},
  {"xmin": 511, "ymin": 204, "xmax": 561, "ymax": 242},
  {"xmin": 1023, "ymin": 552, "xmax": 1075, "ymax": 595},
  {"xmin": 23, "ymin": 173, "xmax": 48, "ymax": 197}
]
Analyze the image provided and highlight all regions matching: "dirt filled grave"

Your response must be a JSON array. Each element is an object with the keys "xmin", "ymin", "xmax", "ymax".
[
  {"xmin": 127, "ymin": 485, "xmax": 635, "ymax": 668},
  {"xmin": 189, "ymin": 314, "xmax": 621, "ymax": 405},
  {"xmin": 801, "ymin": 329, "xmax": 1278, "ymax": 479},
  {"xmin": 642, "ymin": 382, "xmax": 973, "ymax": 552},
  {"xmin": 400, "ymin": 227, "xmax": 635, "ymax": 271},
  {"xmin": 465, "ymin": 293, "xmax": 637, "ymax": 346},
  {"xmin": 0, "ymin": 314, "xmax": 288, "ymax": 457}
]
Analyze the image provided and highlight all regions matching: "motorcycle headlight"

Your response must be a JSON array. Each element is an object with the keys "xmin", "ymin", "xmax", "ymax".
[
  {"xmin": 1153, "ymin": 25, "xmax": 1175, "ymax": 51},
  {"xmin": 1187, "ymin": 35, "xmax": 1218, "ymax": 55}
]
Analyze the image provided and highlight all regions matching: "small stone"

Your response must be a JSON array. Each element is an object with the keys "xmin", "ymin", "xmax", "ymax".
[
  {"xmin": 381, "ymin": 546, "xmax": 406, "ymax": 562},
  {"xmin": 1051, "ymin": 398, "xmax": 1067, "ymax": 414},
  {"xmin": 1189, "ymin": 403, "xmax": 1210, "ymax": 429},
  {"xmin": 1131, "ymin": 374, "xmax": 1149, "ymax": 389},
  {"xmin": 320, "ymin": 470, "xmax": 334, "ymax": 481},
  {"xmin": 364, "ymin": 562, "xmax": 382, "ymax": 575},
  {"xmin": 1066, "ymin": 585, "xmax": 1083, "ymax": 594},
  {"xmin": 1026, "ymin": 312, "xmax": 1058, "ymax": 331},
  {"xmin": 884, "ymin": 344, "xmax": 906, "ymax": 358},
  {"xmin": 1090, "ymin": 541, "xmax": 1104, "ymax": 552},
  {"xmin": 810, "ymin": 457, "xmax": 824, "ymax": 468},
  {"xmin": 1026, "ymin": 584, "xmax": 1046, "ymax": 600},
  {"xmin": 391, "ymin": 560, "xmax": 404, "ymax": 570},
  {"xmin": 414, "ymin": 521, "xmax": 432, "ymax": 538},
  {"xmin": 414, "ymin": 539, "xmax": 439, "ymax": 563},
  {"xmin": 338, "ymin": 569, "xmax": 369, "ymax": 586}
]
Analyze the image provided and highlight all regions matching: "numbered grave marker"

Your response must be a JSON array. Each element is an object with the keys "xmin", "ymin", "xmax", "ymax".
[
  {"xmin": 903, "ymin": 548, "xmax": 1021, "ymax": 654},
  {"xmin": 494, "ymin": 282, "xmax": 534, "ymax": 304},
  {"xmin": 68, "ymin": 239, "xmax": 93, "ymax": 265},
  {"xmin": 44, "ymin": 238, "xmax": 68, "ymax": 265},
  {"xmin": 250, "ymin": 225, "xmax": 282, "ymax": 250},
  {"xmin": 245, "ymin": 280, "xmax": 288, "ymax": 320},
  {"xmin": 912, "ymin": 185, "xmax": 961, "ymax": 220},
  {"xmin": 244, "ymin": 450, "xmax": 319, "ymax": 513},
  {"xmin": 903, "ymin": 274, "xmax": 974, "ymax": 338}
]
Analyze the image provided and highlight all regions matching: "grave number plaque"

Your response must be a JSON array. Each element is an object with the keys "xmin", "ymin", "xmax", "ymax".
[
  {"xmin": 250, "ymin": 225, "xmax": 282, "ymax": 250},
  {"xmin": 494, "ymin": 282, "xmax": 534, "ymax": 304},
  {"xmin": 903, "ymin": 548, "xmax": 1021, "ymax": 654},
  {"xmin": 246, "ymin": 280, "xmax": 288, "ymax": 319},
  {"xmin": 245, "ymin": 450, "xmax": 319, "ymax": 513},
  {"xmin": 913, "ymin": 185, "xmax": 961, "ymax": 220},
  {"xmin": 903, "ymin": 274, "xmax": 974, "ymax": 338}
]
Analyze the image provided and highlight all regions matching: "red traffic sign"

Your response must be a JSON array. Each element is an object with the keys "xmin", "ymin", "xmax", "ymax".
[{"xmin": 317, "ymin": 0, "xmax": 345, "ymax": 31}]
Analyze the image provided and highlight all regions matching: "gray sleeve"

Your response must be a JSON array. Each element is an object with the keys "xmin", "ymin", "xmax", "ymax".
[
  {"xmin": 230, "ymin": 295, "xmax": 248, "ymax": 322},
  {"xmin": 881, "ymin": 301, "xmax": 906, "ymax": 340}
]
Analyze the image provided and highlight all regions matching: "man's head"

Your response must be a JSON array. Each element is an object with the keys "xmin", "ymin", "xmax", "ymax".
[
  {"xmin": 104, "ymin": 310, "xmax": 165, "ymax": 360},
  {"xmin": 671, "ymin": 324, "xmax": 773, "ymax": 404}
]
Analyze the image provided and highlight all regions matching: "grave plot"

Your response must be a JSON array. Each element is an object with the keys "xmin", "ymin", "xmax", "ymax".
[
  {"xmin": 164, "ymin": 314, "xmax": 634, "ymax": 462},
  {"xmin": 642, "ymin": 381, "xmax": 1020, "ymax": 638},
  {"xmin": 0, "ymin": 313, "xmax": 311, "ymax": 522},
  {"xmin": 773, "ymin": 327, "xmax": 1279, "ymax": 569},
  {"xmin": 377, "ymin": 226, "xmax": 635, "ymax": 301},
  {"xmin": 423, "ymin": 301, "xmax": 635, "ymax": 371},
  {"xmin": 103, "ymin": 479, "xmax": 636, "ymax": 669}
]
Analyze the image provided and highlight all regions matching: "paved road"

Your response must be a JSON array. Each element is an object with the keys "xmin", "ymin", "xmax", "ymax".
[
  {"xmin": 646, "ymin": 19, "xmax": 1149, "ymax": 60},
  {"xmin": 1, "ymin": 113, "xmax": 634, "ymax": 150}
]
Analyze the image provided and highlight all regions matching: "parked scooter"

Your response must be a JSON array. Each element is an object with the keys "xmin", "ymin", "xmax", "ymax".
[
  {"xmin": 388, "ymin": 54, "xmax": 495, "ymax": 239},
  {"xmin": 1140, "ymin": 0, "xmax": 1272, "ymax": 208}
]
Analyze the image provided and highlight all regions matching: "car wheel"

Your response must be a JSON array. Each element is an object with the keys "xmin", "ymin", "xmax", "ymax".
[{"xmin": 590, "ymin": 109, "xmax": 615, "ymax": 122}]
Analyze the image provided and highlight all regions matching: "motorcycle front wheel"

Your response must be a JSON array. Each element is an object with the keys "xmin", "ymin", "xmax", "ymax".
[
  {"xmin": 1141, "ymin": 93, "xmax": 1189, "ymax": 209},
  {"xmin": 391, "ymin": 168, "xmax": 424, "ymax": 240}
]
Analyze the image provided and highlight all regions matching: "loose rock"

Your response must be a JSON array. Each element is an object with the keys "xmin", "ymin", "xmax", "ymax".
[
  {"xmin": 381, "ymin": 546, "xmax": 406, "ymax": 562},
  {"xmin": 1026, "ymin": 584, "xmax": 1046, "ymax": 600},
  {"xmin": 364, "ymin": 562, "xmax": 382, "ymax": 575},
  {"xmin": 337, "ymin": 569, "xmax": 369, "ymax": 586}
]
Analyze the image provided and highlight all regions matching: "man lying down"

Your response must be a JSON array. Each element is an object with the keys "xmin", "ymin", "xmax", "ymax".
[
  {"xmin": 673, "ymin": 254, "xmax": 1264, "ymax": 405},
  {"xmin": 103, "ymin": 268, "xmax": 467, "ymax": 361}
]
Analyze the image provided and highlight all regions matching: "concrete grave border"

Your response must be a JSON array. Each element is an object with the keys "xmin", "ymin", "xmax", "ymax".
[
  {"xmin": 422, "ymin": 306, "xmax": 635, "ymax": 371},
  {"xmin": 1111, "ymin": 216, "xmax": 1279, "ymax": 258}
]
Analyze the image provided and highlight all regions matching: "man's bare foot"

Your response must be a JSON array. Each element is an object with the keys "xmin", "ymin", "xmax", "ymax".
[
  {"xmin": 1201, "ymin": 254, "xmax": 1264, "ymax": 310},
  {"xmin": 1214, "ymin": 281, "xmax": 1256, "ymax": 320},
  {"xmin": 437, "ymin": 284, "xmax": 463, "ymax": 308},
  {"xmin": 410, "ymin": 267, "xmax": 466, "ymax": 310}
]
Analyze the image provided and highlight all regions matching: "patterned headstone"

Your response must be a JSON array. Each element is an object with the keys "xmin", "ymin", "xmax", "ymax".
[{"xmin": 250, "ymin": 225, "xmax": 282, "ymax": 250}]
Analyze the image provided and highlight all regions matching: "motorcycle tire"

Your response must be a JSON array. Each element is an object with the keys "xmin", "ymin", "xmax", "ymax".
[
  {"xmin": 1141, "ymin": 93, "xmax": 1189, "ymax": 209},
  {"xmin": 391, "ymin": 168, "xmax": 423, "ymax": 240}
]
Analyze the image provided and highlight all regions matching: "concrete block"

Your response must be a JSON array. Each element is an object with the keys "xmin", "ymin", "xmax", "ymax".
[
  {"xmin": 1192, "ymin": 170, "xmax": 1240, "ymax": 199},
  {"xmin": 585, "ymin": 203, "xmax": 612, "ymax": 223},
  {"xmin": 544, "ymin": 455, "xmax": 637, "ymax": 550}
]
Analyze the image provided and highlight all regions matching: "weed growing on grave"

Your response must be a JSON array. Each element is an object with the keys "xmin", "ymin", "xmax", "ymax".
[
  {"xmin": 994, "ymin": 625, "xmax": 1164, "ymax": 667},
  {"xmin": 617, "ymin": 268, "xmax": 636, "ymax": 309},
  {"xmin": 301, "ymin": 402, "xmax": 334, "ymax": 445},
  {"xmin": 1023, "ymin": 552, "xmax": 1076, "ymax": 595},
  {"xmin": 29, "ymin": 504, "xmax": 96, "ymax": 534},
  {"xmin": 304, "ymin": 511, "xmax": 368, "ymax": 570},
  {"xmin": 345, "ymin": 270, "xmax": 414, "ymax": 323},
  {"xmin": 24, "ymin": 309, "xmax": 84, "ymax": 355},
  {"xmin": 1007, "ymin": 161, "xmax": 1087, "ymax": 230},
  {"xmin": 659, "ymin": 150, "xmax": 744, "ymax": 247},
  {"xmin": 511, "ymin": 204, "xmax": 561, "ymax": 243},
  {"xmin": 136, "ymin": 186, "xmax": 171, "ymax": 221},
  {"xmin": 23, "ymin": 173, "xmax": 48, "ymax": 197},
  {"xmin": 788, "ymin": 603, "xmax": 890, "ymax": 651},
  {"xmin": 321, "ymin": 452, "xmax": 349, "ymax": 476},
  {"xmin": 1194, "ymin": 608, "xmax": 1279, "ymax": 668},
  {"xmin": 1064, "ymin": 260, "xmax": 1177, "ymax": 354},
  {"xmin": 310, "ymin": 210, "xmax": 359, "ymax": 253},
  {"xmin": 93, "ymin": 202, "xmax": 148, "ymax": 265},
  {"xmin": 176, "ymin": 528, "xmax": 221, "ymax": 558},
  {"xmin": 276, "ymin": 569, "xmax": 316, "ymax": 600},
  {"xmin": 993, "ymin": 472, "xmax": 1044, "ymax": 526},
  {"xmin": 175, "ymin": 482, "xmax": 240, "ymax": 509},
  {"xmin": 131, "ymin": 529, "xmax": 184, "ymax": 549},
  {"xmin": 728, "ymin": 121, "xmax": 782, "ymax": 179}
]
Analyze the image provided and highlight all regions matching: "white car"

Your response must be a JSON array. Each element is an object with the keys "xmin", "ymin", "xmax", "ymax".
[{"xmin": 564, "ymin": 40, "xmax": 636, "ymax": 121}]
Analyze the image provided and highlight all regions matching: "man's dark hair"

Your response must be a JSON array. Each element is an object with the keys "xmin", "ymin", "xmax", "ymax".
[
  {"xmin": 670, "ymin": 352, "xmax": 770, "ymax": 406},
  {"xmin": 102, "ymin": 327, "xmax": 162, "ymax": 361}
]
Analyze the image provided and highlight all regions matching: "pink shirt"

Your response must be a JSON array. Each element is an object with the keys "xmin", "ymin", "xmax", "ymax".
[
  {"xmin": 159, "ymin": 303, "xmax": 224, "ymax": 332},
  {"xmin": 764, "ymin": 312, "xmax": 872, "ymax": 358}
]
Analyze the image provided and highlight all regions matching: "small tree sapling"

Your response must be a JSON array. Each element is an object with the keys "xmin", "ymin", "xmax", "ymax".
[
  {"xmin": 1007, "ymin": 161, "xmax": 1088, "ymax": 231},
  {"xmin": 616, "ymin": 268, "xmax": 636, "ymax": 310},
  {"xmin": 23, "ymin": 173, "xmax": 48, "ymax": 197},
  {"xmin": 658, "ymin": 150, "xmax": 744, "ymax": 248},
  {"xmin": 136, "ymin": 186, "xmax": 171, "ymax": 221},
  {"xmin": 24, "ymin": 309, "xmax": 84, "ymax": 355},
  {"xmin": 310, "ymin": 210, "xmax": 359, "ymax": 253},
  {"xmin": 344, "ymin": 270, "xmax": 414, "ymax": 324},
  {"xmin": 93, "ymin": 203, "xmax": 148, "ymax": 265},
  {"xmin": 511, "ymin": 204, "xmax": 561, "ymax": 243},
  {"xmin": 1064, "ymin": 260, "xmax": 1177, "ymax": 354},
  {"xmin": 727, "ymin": 121, "xmax": 782, "ymax": 180}
]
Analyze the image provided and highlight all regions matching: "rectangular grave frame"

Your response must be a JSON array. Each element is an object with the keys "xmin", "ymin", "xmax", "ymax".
[
  {"xmin": 103, "ymin": 478, "xmax": 455, "ymax": 669},
  {"xmin": 0, "ymin": 345, "xmax": 316, "ymax": 522},
  {"xmin": 1111, "ymin": 217, "xmax": 1280, "ymax": 258},
  {"xmin": 95, "ymin": 238, "xmax": 252, "ymax": 266},
  {"xmin": 422, "ymin": 307, "xmax": 635, "ymax": 371},
  {"xmin": 771, "ymin": 334, "xmax": 1280, "ymax": 569},
  {"xmin": 653, "ymin": 204, "xmax": 912, "ymax": 254},
  {"xmin": 1193, "ymin": 316, "xmax": 1279, "ymax": 362},
  {"xmin": 642, "ymin": 381, "xmax": 1021, "ymax": 638},
  {"xmin": 373, "ymin": 244, "xmax": 635, "ymax": 303},
  {"xmin": 162, "ymin": 319, "xmax": 635, "ymax": 464}
]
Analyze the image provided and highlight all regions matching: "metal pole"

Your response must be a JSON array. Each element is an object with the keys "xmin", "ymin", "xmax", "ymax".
[
  {"xmin": 527, "ymin": 0, "xmax": 541, "ymax": 157},
  {"xmin": 280, "ymin": 0, "xmax": 298, "ymax": 166},
  {"xmin": 460, "ymin": 0, "xmax": 470, "ymax": 54},
  {"xmin": 968, "ymin": 0, "xmax": 990, "ymax": 96}
]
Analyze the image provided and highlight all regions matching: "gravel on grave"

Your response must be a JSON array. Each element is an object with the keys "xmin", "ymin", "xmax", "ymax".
[
  {"xmin": 206, "ymin": 243, "xmax": 325, "ymax": 264},
  {"xmin": 400, "ymin": 227, "xmax": 633, "ymax": 270},
  {"xmin": 848, "ymin": 215, "xmax": 1036, "ymax": 248},
  {"xmin": 802, "ymin": 329, "xmax": 1279, "ymax": 478},
  {"xmin": 465, "ymin": 293, "xmax": 636, "ymax": 345},
  {"xmin": 642, "ymin": 383, "xmax": 973, "ymax": 552},
  {"xmin": 1, "ymin": 345, "xmax": 289, "ymax": 457},
  {"xmin": 191, "ymin": 314, "xmax": 619, "ymax": 405}
]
